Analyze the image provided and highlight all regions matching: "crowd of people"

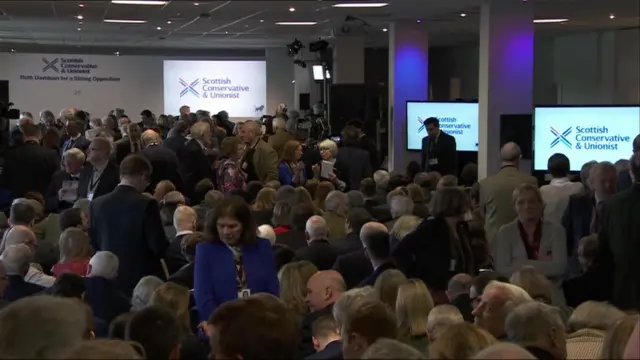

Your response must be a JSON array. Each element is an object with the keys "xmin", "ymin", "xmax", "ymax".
[{"xmin": 0, "ymin": 104, "xmax": 638, "ymax": 360}]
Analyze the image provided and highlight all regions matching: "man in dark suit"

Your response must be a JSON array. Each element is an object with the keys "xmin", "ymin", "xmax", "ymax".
[
  {"xmin": 446, "ymin": 273, "xmax": 474, "ymax": 322},
  {"xmin": 2, "ymin": 123, "xmax": 59, "ymax": 200},
  {"xmin": 306, "ymin": 314, "xmax": 342, "ymax": 360},
  {"xmin": 358, "ymin": 221, "xmax": 395, "ymax": 287},
  {"xmin": 564, "ymin": 161, "xmax": 618, "ymax": 277},
  {"xmin": 618, "ymin": 135, "xmax": 640, "ymax": 191},
  {"xmin": 139, "ymin": 129, "xmax": 183, "ymax": 193},
  {"xmin": 45, "ymin": 147, "xmax": 85, "ymax": 213},
  {"xmin": 89, "ymin": 155, "xmax": 168, "ymax": 296},
  {"xmin": 335, "ymin": 126, "xmax": 372, "ymax": 191},
  {"xmin": 84, "ymin": 250, "xmax": 131, "ymax": 323},
  {"xmin": 341, "ymin": 208, "xmax": 372, "ymax": 253},
  {"xmin": 598, "ymin": 153, "xmax": 640, "ymax": 311},
  {"xmin": 2, "ymin": 244, "xmax": 45, "ymax": 302},
  {"xmin": 293, "ymin": 216, "xmax": 343, "ymax": 271},
  {"xmin": 332, "ymin": 250, "xmax": 372, "ymax": 290},
  {"xmin": 60, "ymin": 120, "xmax": 91, "ymax": 156},
  {"xmin": 77, "ymin": 138, "xmax": 119, "ymax": 201},
  {"xmin": 164, "ymin": 205, "xmax": 196, "ymax": 275},
  {"xmin": 276, "ymin": 203, "xmax": 316, "ymax": 251},
  {"xmin": 180, "ymin": 121, "xmax": 215, "ymax": 198},
  {"xmin": 164, "ymin": 121, "xmax": 189, "ymax": 156},
  {"xmin": 347, "ymin": 119, "xmax": 380, "ymax": 172},
  {"xmin": 114, "ymin": 122, "xmax": 142, "ymax": 164},
  {"xmin": 420, "ymin": 117, "xmax": 457, "ymax": 176}
]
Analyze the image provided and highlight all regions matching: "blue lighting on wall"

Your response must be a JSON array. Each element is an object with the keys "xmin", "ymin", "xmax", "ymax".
[{"xmin": 393, "ymin": 43, "xmax": 429, "ymax": 121}]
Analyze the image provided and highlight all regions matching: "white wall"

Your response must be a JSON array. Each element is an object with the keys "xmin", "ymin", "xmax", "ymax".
[{"xmin": 0, "ymin": 52, "xmax": 296, "ymax": 119}]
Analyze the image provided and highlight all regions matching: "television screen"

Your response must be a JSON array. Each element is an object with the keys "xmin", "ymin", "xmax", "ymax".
[
  {"xmin": 533, "ymin": 106, "xmax": 640, "ymax": 171},
  {"xmin": 406, "ymin": 101, "xmax": 479, "ymax": 152}
]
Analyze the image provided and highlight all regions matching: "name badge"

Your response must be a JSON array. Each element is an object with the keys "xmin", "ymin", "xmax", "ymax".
[
  {"xmin": 429, "ymin": 158, "xmax": 439, "ymax": 165},
  {"xmin": 87, "ymin": 192, "xmax": 94, "ymax": 201},
  {"xmin": 238, "ymin": 289, "xmax": 251, "ymax": 299}
]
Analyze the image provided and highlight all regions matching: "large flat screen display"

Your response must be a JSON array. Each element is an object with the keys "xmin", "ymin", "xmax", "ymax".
[
  {"xmin": 533, "ymin": 106, "xmax": 640, "ymax": 171},
  {"xmin": 163, "ymin": 60, "xmax": 267, "ymax": 118},
  {"xmin": 406, "ymin": 101, "xmax": 479, "ymax": 152}
]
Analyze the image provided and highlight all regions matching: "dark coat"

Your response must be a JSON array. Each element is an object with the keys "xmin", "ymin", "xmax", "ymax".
[
  {"xmin": 358, "ymin": 262, "xmax": 396, "ymax": 287},
  {"xmin": 335, "ymin": 146, "xmax": 372, "ymax": 191},
  {"xmin": 332, "ymin": 250, "xmax": 372, "ymax": 290},
  {"xmin": 421, "ymin": 131, "xmax": 457, "ymax": 176},
  {"xmin": 2, "ymin": 141, "xmax": 59, "ymax": 199},
  {"xmin": 140, "ymin": 144, "xmax": 184, "ymax": 193},
  {"xmin": 562, "ymin": 192, "xmax": 596, "ymax": 277},
  {"xmin": 293, "ymin": 239, "xmax": 343, "ymax": 271},
  {"xmin": 3, "ymin": 275, "xmax": 45, "ymax": 302},
  {"xmin": 77, "ymin": 162, "xmax": 120, "ymax": 201},
  {"xmin": 83, "ymin": 276, "xmax": 131, "ymax": 323}
]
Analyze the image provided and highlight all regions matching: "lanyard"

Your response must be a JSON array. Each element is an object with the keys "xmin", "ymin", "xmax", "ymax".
[
  {"xmin": 228, "ymin": 245, "xmax": 246, "ymax": 290},
  {"xmin": 89, "ymin": 170, "xmax": 103, "ymax": 192}
]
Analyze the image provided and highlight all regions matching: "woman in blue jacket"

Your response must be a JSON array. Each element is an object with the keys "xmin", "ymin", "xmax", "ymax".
[
  {"xmin": 278, "ymin": 140, "xmax": 306, "ymax": 187},
  {"xmin": 194, "ymin": 196, "xmax": 279, "ymax": 323}
]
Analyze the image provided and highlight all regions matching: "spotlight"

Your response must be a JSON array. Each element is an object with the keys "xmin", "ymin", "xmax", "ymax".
[
  {"xmin": 114, "ymin": 50, "xmax": 121, "ymax": 56},
  {"xmin": 287, "ymin": 38, "xmax": 304, "ymax": 56},
  {"xmin": 309, "ymin": 39, "xmax": 329, "ymax": 53},
  {"xmin": 609, "ymin": 14, "xmax": 615, "ymax": 19}
]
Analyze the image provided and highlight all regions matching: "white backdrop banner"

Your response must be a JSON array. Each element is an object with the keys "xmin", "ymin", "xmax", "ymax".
[
  {"xmin": 0, "ymin": 53, "xmax": 161, "ymax": 118},
  {"xmin": 163, "ymin": 60, "xmax": 267, "ymax": 118}
]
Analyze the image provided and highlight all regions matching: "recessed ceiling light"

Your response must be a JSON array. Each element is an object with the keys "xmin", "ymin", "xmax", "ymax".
[
  {"xmin": 609, "ymin": 14, "xmax": 616, "ymax": 19},
  {"xmin": 103, "ymin": 19, "xmax": 147, "ymax": 24},
  {"xmin": 289, "ymin": 7, "xmax": 296, "ymax": 12},
  {"xmin": 332, "ymin": 2, "xmax": 388, "ymax": 8},
  {"xmin": 275, "ymin": 21, "xmax": 317, "ymax": 25},
  {"xmin": 382, "ymin": 28, "xmax": 387, "ymax": 32},
  {"xmin": 460, "ymin": 13, "xmax": 467, "ymax": 17},
  {"xmin": 156, "ymin": 26, "xmax": 162, "ymax": 30},
  {"xmin": 194, "ymin": 2, "xmax": 199, "ymax": 5},
  {"xmin": 76, "ymin": 15, "xmax": 84, "ymax": 20},
  {"xmin": 78, "ymin": 21, "xmax": 83, "ymax": 24},
  {"xmin": 111, "ymin": 0, "xmax": 168, "ymax": 5},
  {"xmin": 77, "ymin": 27, "xmax": 82, "ymax": 31},
  {"xmin": 78, "ymin": 3, "xmax": 85, "ymax": 7},
  {"xmin": 260, "ymin": 19, "xmax": 264, "ymax": 22},
  {"xmin": 166, "ymin": 20, "xmax": 172, "ymax": 24},
  {"xmin": 533, "ymin": 18, "xmax": 569, "ymax": 23},
  {"xmin": 416, "ymin": 19, "xmax": 421, "ymax": 23},
  {"xmin": 225, "ymin": 31, "xmax": 228, "ymax": 34}
]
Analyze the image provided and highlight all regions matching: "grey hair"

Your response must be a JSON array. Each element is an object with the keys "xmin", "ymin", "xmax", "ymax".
[
  {"xmin": 64, "ymin": 148, "xmax": 86, "ymax": 163},
  {"xmin": 190, "ymin": 121, "xmax": 211, "ymax": 141},
  {"xmin": 361, "ymin": 338, "xmax": 426, "ymax": 359},
  {"xmin": 1, "ymin": 244, "xmax": 33, "ymax": 276},
  {"xmin": 257, "ymin": 225, "xmax": 276, "ymax": 245},
  {"xmin": 88, "ymin": 251, "xmax": 119, "ymax": 280},
  {"xmin": 89, "ymin": 117, "xmax": 102, "ymax": 129},
  {"xmin": 318, "ymin": 139, "xmax": 338, "ymax": 158},
  {"xmin": 131, "ymin": 276, "xmax": 164, "ymax": 311},
  {"xmin": 472, "ymin": 343, "xmax": 536, "ymax": 359},
  {"xmin": 346, "ymin": 191, "xmax": 365, "ymax": 209},
  {"xmin": 426, "ymin": 304, "xmax": 464, "ymax": 340},
  {"xmin": 305, "ymin": 216, "xmax": 328, "ymax": 240},
  {"xmin": 484, "ymin": 281, "xmax": 532, "ymax": 314},
  {"xmin": 332, "ymin": 286, "xmax": 375, "ymax": 327},
  {"xmin": 505, "ymin": 301, "xmax": 564, "ymax": 344},
  {"xmin": 0, "ymin": 295, "xmax": 87, "ymax": 358},
  {"xmin": 73, "ymin": 198, "xmax": 91, "ymax": 217},
  {"xmin": 273, "ymin": 117, "xmax": 286, "ymax": 131},
  {"xmin": 390, "ymin": 195, "xmax": 414, "ymax": 219},
  {"xmin": 390, "ymin": 215, "xmax": 421, "ymax": 241},
  {"xmin": 373, "ymin": 170, "xmax": 390, "ymax": 188},
  {"xmin": 566, "ymin": 301, "xmax": 626, "ymax": 333},
  {"xmin": 324, "ymin": 190, "xmax": 348, "ymax": 214}
]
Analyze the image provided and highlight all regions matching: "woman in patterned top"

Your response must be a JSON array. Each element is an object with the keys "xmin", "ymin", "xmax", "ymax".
[{"xmin": 217, "ymin": 136, "xmax": 247, "ymax": 195}]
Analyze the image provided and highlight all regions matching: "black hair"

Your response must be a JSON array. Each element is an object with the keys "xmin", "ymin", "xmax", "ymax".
[
  {"xmin": 346, "ymin": 119, "xmax": 364, "ymax": 130},
  {"xmin": 547, "ymin": 153, "xmax": 571, "ymax": 178},
  {"xmin": 340, "ymin": 125, "xmax": 360, "ymax": 147},
  {"xmin": 424, "ymin": 117, "xmax": 439, "ymax": 127},
  {"xmin": 58, "ymin": 207, "xmax": 83, "ymax": 231},
  {"xmin": 273, "ymin": 244, "xmax": 295, "ymax": 272},
  {"xmin": 125, "ymin": 306, "xmax": 182, "ymax": 360},
  {"xmin": 50, "ymin": 273, "xmax": 86, "ymax": 299}
]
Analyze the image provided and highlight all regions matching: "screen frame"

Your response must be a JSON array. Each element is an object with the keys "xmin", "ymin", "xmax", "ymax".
[
  {"xmin": 532, "ymin": 104, "xmax": 640, "ymax": 172},
  {"xmin": 405, "ymin": 100, "xmax": 479, "ymax": 152}
]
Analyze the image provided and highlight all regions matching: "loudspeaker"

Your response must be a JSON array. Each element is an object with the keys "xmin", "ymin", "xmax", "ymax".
[{"xmin": 500, "ymin": 114, "xmax": 533, "ymax": 160}]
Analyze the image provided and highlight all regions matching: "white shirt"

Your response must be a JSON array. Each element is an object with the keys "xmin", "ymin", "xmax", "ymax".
[
  {"xmin": 26, "ymin": 266, "xmax": 55, "ymax": 288},
  {"xmin": 175, "ymin": 230, "xmax": 194, "ymax": 237},
  {"xmin": 539, "ymin": 177, "xmax": 584, "ymax": 224}
]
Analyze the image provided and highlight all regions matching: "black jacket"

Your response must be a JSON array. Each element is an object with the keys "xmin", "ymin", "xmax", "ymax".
[
  {"xmin": 333, "ymin": 250, "xmax": 372, "ymax": 290},
  {"xmin": 44, "ymin": 170, "xmax": 81, "ymax": 213},
  {"xmin": 83, "ymin": 276, "xmax": 131, "ymax": 323},
  {"xmin": 164, "ymin": 134, "xmax": 187, "ymax": 156},
  {"xmin": 180, "ymin": 139, "xmax": 214, "ymax": 198},
  {"xmin": 294, "ymin": 239, "xmax": 343, "ymax": 271},
  {"xmin": 2, "ymin": 141, "xmax": 59, "ymax": 199},
  {"xmin": 335, "ymin": 146, "xmax": 372, "ymax": 191},
  {"xmin": 77, "ymin": 162, "xmax": 120, "ymax": 201},
  {"xmin": 140, "ymin": 144, "xmax": 184, "ymax": 193},
  {"xmin": 306, "ymin": 340, "xmax": 342, "ymax": 360},
  {"xmin": 275, "ymin": 229, "xmax": 308, "ymax": 251},
  {"xmin": 421, "ymin": 130, "xmax": 457, "ymax": 176},
  {"xmin": 450, "ymin": 293, "xmax": 474, "ymax": 322},
  {"xmin": 358, "ymin": 261, "xmax": 395, "ymax": 287},
  {"xmin": 3, "ymin": 275, "xmax": 45, "ymax": 302},
  {"xmin": 164, "ymin": 233, "xmax": 191, "ymax": 275},
  {"xmin": 168, "ymin": 262, "xmax": 195, "ymax": 290},
  {"xmin": 359, "ymin": 134, "xmax": 380, "ymax": 171},
  {"xmin": 89, "ymin": 185, "xmax": 168, "ymax": 295}
]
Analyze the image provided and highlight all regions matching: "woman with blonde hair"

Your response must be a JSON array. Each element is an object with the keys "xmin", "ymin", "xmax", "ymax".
[
  {"xmin": 405, "ymin": 183, "xmax": 429, "ymax": 219},
  {"xmin": 149, "ymin": 282, "xmax": 207, "ymax": 358},
  {"xmin": 52, "ymin": 228, "xmax": 93, "ymax": 277},
  {"xmin": 396, "ymin": 279, "xmax": 435, "ymax": 355},
  {"xmin": 564, "ymin": 301, "xmax": 626, "ymax": 359},
  {"xmin": 429, "ymin": 322, "xmax": 498, "ymax": 359},
  {"xmin": 278, "ymin": 261, "xmax": 318, "ymax": 318},
  {"xmin": 374, "ymin": 269, "xmax": 408, "ymax": 311},
  {"xmin": 601, "ymin": 314, "xmax": 639, "ymax": 360}
]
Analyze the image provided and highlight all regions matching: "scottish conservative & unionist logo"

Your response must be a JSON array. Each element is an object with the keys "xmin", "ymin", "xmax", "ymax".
[
  {"xmin": 178, "ymin": 77, "xmax": 250, "ymax": 99},
  {"xmin": 551, "ymin": 125, "xmax": 631, "ymax": 150},
  {"xmin": 416, "ymin": 116, "xmax": 471, "ymax": 135}
]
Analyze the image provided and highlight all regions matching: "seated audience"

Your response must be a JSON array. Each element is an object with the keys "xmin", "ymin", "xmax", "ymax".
[
  {"xmin": 308, "ymin": 314, "xmax": 342, "ymax": 360},
  {"xmin": 159, "ymin": 191, "xmax": 186, "ymax": 239},
  {"xmin": 437, "ymin": 174, "xmax": 458, "ymax": 188},
  {"xmin": 562, "ymin": 234, "xmax": 610, "ymax": 308},
  {"xmin": 346, "ymin": 190, "xmax": 365, "ymax": 210},
  {"xmin": 339, "ymin": 298, "xmax": 397, "ymax": 359},
  {"xmin": 51, "ymin": 228, "xmax": 92, "ymax": 277},
  {"xmin": 339, "ymin": 208, "xmax": 372, "ymax": 254},
  {"xmin": 84, "ymin": 251, "xmax": 130, "ymax": 323},
  {"xmin": 3, "ymin": 225, "xmax": 55, "ymax": 287},
  {"xmin": 426, "ymin": 304, "xmax": 464, "ymax": 341},
  {"xmin": 386, "ymin": 195, "xmax": 414, "ymax": 231},
  {"xmin": 277, "ymin": 203, "xmax": 316, "ymax": 251},
  {"xmin": 63, "ymin": 339, "xmax": 143, "ymax": 359},
  {"xmin": 405, "ymin": 183, "xmax": 430, "ymax": 218},
  {"xmin": 272, "ymin": 200, "xmax": 293, "ymax": 235},
  {"xmin": 446, "ymin": 273, "xmax": 474, "ymax": 322},
  {"xmin": 153, "ymin": 180, "xmax": 176, "ymax": 203},
  {"xmin": 372, "ymin": 170, "xmax": 390, "ymax": 203},
  {"xmin": 125, "ymin": 305, "xmax": 182, "ymax": 360},
  {"xmin": 251, "ymin": 187, "xmax": 276, "ymax": 226},
  {"xmin": 164, "ymin": 205, "xmax": 196, "ymax": 275},
  {"xmin": 131, "ymin": 275, "xmax": 163, "ymax": 311},
  {"xmin": 505, "ymin": 301, "xmax": 567, "ymax": 360},
  {"xmin": 494, "ymin": 184, "xmax": 567, "ymax": 279},
  {"xmin": 374, "ymin": 269, "xmax": 407, "ymax": 310},
  {"xmin": 313, "ymin": 181, "xmax": 335, "ymax": 211},
  {"xmin": 601, "ymin": 315, "xmax": 639, "ymax": 359},
  {"xmin": 193, "ymin": 189, "xmax": 223, "ymax": 230},
  {"xmin": 565, "ymin": 301, "xmax": 625, "ymax": 359},
  {"xmin": 361, "ymin": 338, "xmax": 426, "ymax": 359},
  {"xmin": 510, "ymin": 265, "xmax": 555, "ymax": 305},
  {"xmin": 473, "ymin": 343, "xmax": 537, "ymax": 359},
  {"xmin": 322, "ymin": 191, "xmax": 349, "ymax": 242},
  {"xmin": 472, "ymin": 281, "xmax": 532, "ymax": 339},
  {"xmin": 396, "ymin": 279, "xmax": 435, "ymax": 355},
  {"xmin": 2, "ymin": 244, "xmax": 45, "ymax": 302},
  {"xmin": 278, "ymin": 260, "xmax": 318, "ymax": 318},
  {"xmin": 430, "ymin": 322, "xmax": 498, "ymax": 359},
  {"xmin": 293, "ymin": 216, "xmax": 342, "ymax": 271}
]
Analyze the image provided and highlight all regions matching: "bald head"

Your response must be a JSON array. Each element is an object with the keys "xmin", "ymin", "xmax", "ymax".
[
  {"xmin": 141, "ymin": 129, "xmax": 162, "ymax": 147},
  {"xmin": 306, "ymin": 270, "xmax": 346, "ymax": 312},
  {"xmin": 309, "ymin": 270, "xmax": 347, "ymax": 293},
  {"xmin": 360, "ymin": 221, "xmax": 388, "ymax": 240},
  {"xmin": 499, "ymin": 142, "xmax": 521, "ymax": 163},
  {"xmin": 4, "ymin": 225, "xmax": 36, "ymax": 250},
  {"xmin": 173, "ymin": 205, "xmax": 197, "ymax": 231},
  {"xmin": 472, "ymin": 343, "xmax": 536, "ymax": 359},
  {"xmin": 2, "ymin": 244, "xmax": 33, "ymax": 276},
  {"xmin": 305, "ymin": 215, "xmax": 328, "ymax": 241}
]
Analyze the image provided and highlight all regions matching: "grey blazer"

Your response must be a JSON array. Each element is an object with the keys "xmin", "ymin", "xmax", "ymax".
[{"xmin": 493, "ymin": 219, "xmax": 567, "ymax": 279}]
